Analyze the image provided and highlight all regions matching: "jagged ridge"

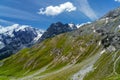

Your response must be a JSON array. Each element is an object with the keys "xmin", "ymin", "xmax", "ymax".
[{"xmin": 0, "ymin": 24, "xmax": 44, "ymax": 59}]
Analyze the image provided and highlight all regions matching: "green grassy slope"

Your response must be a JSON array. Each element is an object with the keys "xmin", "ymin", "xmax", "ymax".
[
  {"xmin": 0, "ymin": 28, "xmax": 103, "ymax": 80},
  {"xmin": 0, "ymin": 9, "xmax": 120, "ymax": 80}
]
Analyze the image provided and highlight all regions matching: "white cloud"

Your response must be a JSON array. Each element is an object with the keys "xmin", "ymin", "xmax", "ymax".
[
  {"xmin": 0, "ymin": 19, "xmax": 15, "ymax": 25},
  {"xmin": 76, "ymin": 0, "xmax": 97, "ymax": 20},
  {"xmin": 38, "ymin": 2, "xmax": 76, "ymax": 16},
  {"xmin": 0, "ymin": 6, "xmax": 40, "ymax": 21},
  {"xmin": 115, "ymin": 0, "xmax": 120, "ymax": 2}
]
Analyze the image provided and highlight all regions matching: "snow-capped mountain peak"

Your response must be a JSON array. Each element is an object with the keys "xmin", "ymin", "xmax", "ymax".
[
  {"xmin": 0, "ymin": 24, "xmax": 44, "ymax": 59},
  {"xmin": 0, "ymin": 24, "xmax": 44, "ymax": 37}
]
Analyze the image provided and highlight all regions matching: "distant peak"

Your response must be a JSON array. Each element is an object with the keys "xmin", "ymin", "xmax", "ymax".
[{"xmin": 39, "ymin": 22, "xmax": 77, "ymax": 42}]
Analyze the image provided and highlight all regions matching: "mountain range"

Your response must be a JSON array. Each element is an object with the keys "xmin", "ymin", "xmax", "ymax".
[
  {"xmin": 0, "ymin": 7, "xmax": 120, "ymax": 80},
  {"xmin": 0, "ymin": 23, "xmax": 77, "ymax": 60},
  {"xmin": 0, "ymin": 24, "xmax": 44, "ymax": 59}
]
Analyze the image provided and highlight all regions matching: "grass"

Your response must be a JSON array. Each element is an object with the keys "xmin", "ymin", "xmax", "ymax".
[
  {"xmin": 0, "ymin": 28, "xmax": 112, "ymax": 80},
  {"xmin": 83, "ymin": 51, "xmax": 120, "ymax": 80}
]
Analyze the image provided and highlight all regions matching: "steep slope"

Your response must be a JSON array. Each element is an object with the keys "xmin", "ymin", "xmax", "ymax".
[
  {"xmin": 0, "ymin": 24, "xmax": 44, "ymax": 59},
  {"xmin": 0, "ymin": 7, "xmax": 120, "ymax": 80},
  {"xmin": 0, "ymin": 29, "xmax": 101, "ymax": 80}
]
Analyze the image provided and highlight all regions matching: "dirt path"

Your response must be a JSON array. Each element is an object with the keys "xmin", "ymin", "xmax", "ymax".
[
  {"xmin": 113, "ymin": 54, "xmax": 120, "ymax": 75},
  {"xmin": 30, "ymin": 64, "xmax": 73, "ymax": 80},
  {"xmin": 17, "ymin": 63, "xmax": 52, "ymax": 80}
]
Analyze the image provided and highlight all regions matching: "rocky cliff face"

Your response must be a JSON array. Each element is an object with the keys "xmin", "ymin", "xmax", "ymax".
[
  {"xmin": 39, "ymin": 22, "xmax": 77, "ymax": 42},
  {"xmin": 0, "ymin": 24, "xmax": 44, "ymax": 59}
]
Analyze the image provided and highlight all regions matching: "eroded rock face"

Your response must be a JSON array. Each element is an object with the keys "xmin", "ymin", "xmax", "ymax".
[
  {"xmin": 39, "ymin": 22, "xmax": 77, "ymax": 42},
  {"xmin": 101, "ymin": 32, "xmax": 120, "ymax": 50},
  {"xmin": 94, "ymin": 27, "xmax": 120, "ymax": 51}
]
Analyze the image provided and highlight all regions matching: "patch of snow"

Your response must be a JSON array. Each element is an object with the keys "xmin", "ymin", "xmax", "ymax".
[
  {"xmin": 15, "ymin": 25, "xmax": 28, "ymax": 32},
  {"xmin": 76, "ymin": 22, "xmax": 91, "ymax": 28},
  {"xmin": 0, "ymin": 24, "xmax": 18, "ymax": 34},
  {"xmin": 68, "ymin": 23, "xmax": 77, "ymax": 30},
  {"xmin": 98, "ymin": 41, "xmax": 101, "ymax": 46},
  {"xmin": 34, "ymin": 33, "xmax": 42, "ymax": 42},
  {"xmin": 92, "ymin": 26, "xmax": 96, "ymax": 33},
  {"xmin": 34, "ymin": 30, "xmax": 44, "ymax": 42},
  {"xmin": 0, "ymin": 24, "xmax": 29, "ymax": 36},
  {"xmin": 105, "ymin": 17, "xmax": 109, "ymax": 24},
  {"xmin": 0, "ymin": 24, "xmax": 19, "ymax": 37},
  {"xmin": 93, "ymin": 29, "xmax": 96, "ymax": 33},
  {"xmin": 68, "ymin": 23, "xmax": 74, "ymax": 28},
  {"xmin": 118, "ymin": 25, "xmax": 120, "ymax": 28},
  {"xmin": 100, "ymin": 49, "xmax": 106, "ymax": 55},
  {"xmin": 115, "ymin": 25, "xmax": 120, "ymax": 32}
]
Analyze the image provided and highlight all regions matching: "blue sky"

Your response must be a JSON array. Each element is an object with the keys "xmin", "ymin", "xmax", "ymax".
[{"xmin": 0, "ymin": 0, "xmax": 120, "ymax": 30}]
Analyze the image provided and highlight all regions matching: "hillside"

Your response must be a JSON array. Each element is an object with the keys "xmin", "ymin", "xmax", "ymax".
[{"xmin": 0, "ymin": 7, "xmax": 120, "ymax": 80}]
